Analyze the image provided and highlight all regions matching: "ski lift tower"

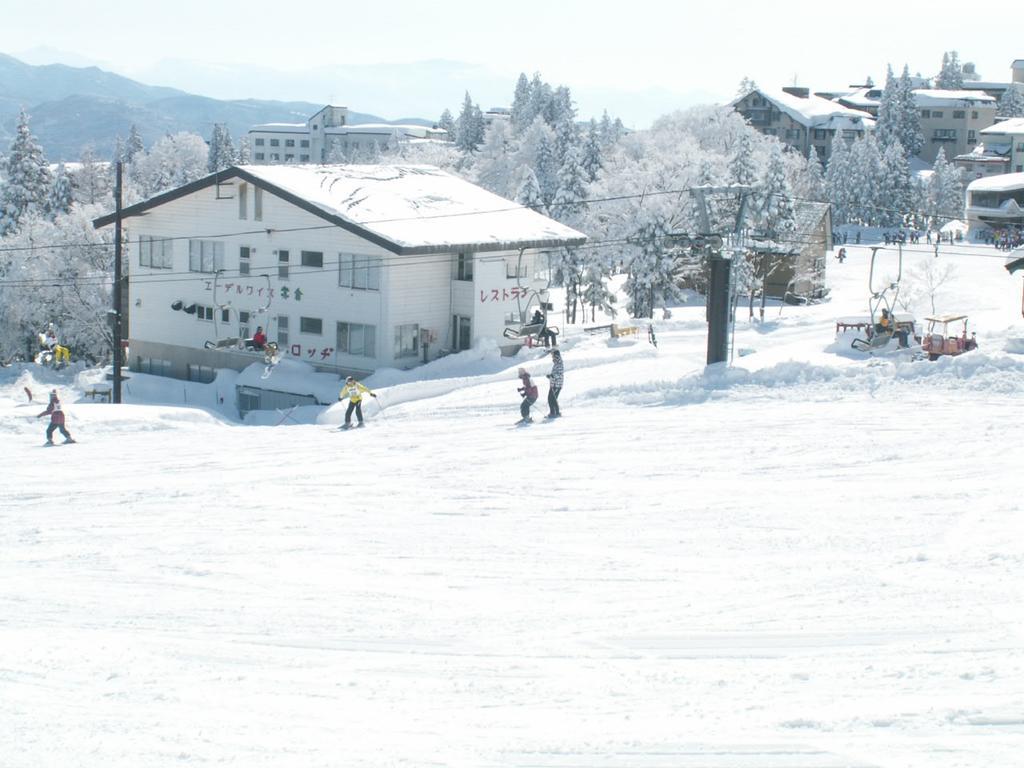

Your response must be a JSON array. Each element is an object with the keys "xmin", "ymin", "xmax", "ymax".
[{"xmin": 688, "ymin": 185, "xmax": 754, "ymax": 365}]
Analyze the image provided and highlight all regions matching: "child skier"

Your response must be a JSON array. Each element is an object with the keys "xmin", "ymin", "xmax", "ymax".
[
  {"xmin": 339, "ymin": 375, "xmax": 377, "ymax": 428},
  {"xmin": 517, "ymin": 368, "xmax": 538, "ymax": 423},
  {"xmin": 37, "ymin": 389, "xmax": 74, "ymax": 445}
]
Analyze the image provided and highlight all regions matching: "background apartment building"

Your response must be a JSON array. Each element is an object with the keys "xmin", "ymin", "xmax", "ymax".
[
  {"xmin": 913, "ymin": 90, "xmax": 997, "ymax": 164},
  {"xmin": 733, "ymin": 87, "xmax": 875, "ymax": 162}
]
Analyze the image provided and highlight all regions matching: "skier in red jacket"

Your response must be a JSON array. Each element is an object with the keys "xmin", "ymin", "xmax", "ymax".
[{"xmin": 516, "ymin": 368, "xmax": 538, "ymax": 423}]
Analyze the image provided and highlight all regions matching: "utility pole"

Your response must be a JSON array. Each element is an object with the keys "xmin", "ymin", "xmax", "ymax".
[{"xmin": 113, "ymin": 161, "xmax": 123, "ymax": 404}]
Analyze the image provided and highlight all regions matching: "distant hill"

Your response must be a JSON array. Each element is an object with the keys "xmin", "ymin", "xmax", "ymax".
[{"xmin": 0, "ymin": 53, "xmax": 431, "ymax": 161}]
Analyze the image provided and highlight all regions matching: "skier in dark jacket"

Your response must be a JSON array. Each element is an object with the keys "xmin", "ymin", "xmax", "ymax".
[
  {"xmin": 38, "ymin": 390, "xmax": 74, "ymax": 444},
  {"xmin": 545, "ymin": 350, "xmax": 563, "ymax": 418},
  {"xmin": 517, "ymin": 368, "xmax": 538, "ymax": 423}
]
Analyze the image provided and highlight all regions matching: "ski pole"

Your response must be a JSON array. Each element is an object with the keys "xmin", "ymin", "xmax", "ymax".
[{"xmin": 374, "ymin": 393, "xmax": 387, "ymax": 420}]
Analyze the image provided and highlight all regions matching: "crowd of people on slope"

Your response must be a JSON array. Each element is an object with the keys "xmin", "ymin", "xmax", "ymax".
[{"xmin": 979, "ymin": 227, "xmax": 1024, "ymax": 251}]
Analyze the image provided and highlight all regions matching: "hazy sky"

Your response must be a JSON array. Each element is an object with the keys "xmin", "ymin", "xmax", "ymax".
[{"xmin": 2, "ymin": 0, "xmax": 1017, "ymax": 126}]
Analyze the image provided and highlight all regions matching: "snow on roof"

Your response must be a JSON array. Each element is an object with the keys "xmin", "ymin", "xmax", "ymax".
[
  {"xmin": 236, "ymin": 358, "xmax": 340, "ymax": 403},
  {"xmin": 967, "ymin": 172, "xmax": 1024, "ymax": 192},
  {"xmin": 914, "ymin": 89, "xmax": 996, "ymax": 106},
  {"xmin": 238, "ymin": 164, "xmax": 586, "ymax": 253},
  {"xmin": 981, "ymin": 118, "xmax": 1024, "ymax": 135},
  {"xmin": 745, "ymin": 88, "xmax": 875, "ymax": 129},
  {"xmin": 249, "ymin": 123, "xmax": 308, "ymax": 133}
]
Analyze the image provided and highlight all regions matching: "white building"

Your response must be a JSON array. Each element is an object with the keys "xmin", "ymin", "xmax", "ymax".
[
  {"xmin": 965, "ymin": 172, "xmax": 1024, "ymax": 234},
  {"xmin": 913, "ymin": 90, "xmax": 997, "ymax": 164},
  {"xmin": 92, "ymin": 164, "xmax": 585, "ymax": 387},
  {"xmin": 248, "ymin": 105, "xmax": 447, "ymax": 164}
]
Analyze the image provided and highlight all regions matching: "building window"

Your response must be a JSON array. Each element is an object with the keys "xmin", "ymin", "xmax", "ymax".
[
  {"xmin": 277, "ymin": 250, "xmax": 289, "ymax": 279},
  {"xmin": 239, "ymin": 310, "xmax": 251, "ymax": 338},
  {"xmin": 921, "ymin": 110, "xmax": 931, "ymax": 118},
  {"xmin": 277, "ymin": 315, "xmax": 289, "ymax": 347},
  {"xmin": 301, "ymin": 250, "xmax": 323, "ymax": 268},
  {"xmin": 394, "ymin": 323, "xmax": 419, "ymax": 359},
  {"xmin": 239, "ymin": 246, "xmax": 251, "ymax": 275},
  {"xmin": 454, "ymin": 252, "xmax": 473, "ymax": 281},
  {"xmin": 300, "ymin": 140, "xmax": 310, "ymax": 148},
  {"xmin": 138, "ymin": 235, "xmax": 173, "ymax": 269},
  {"xmin": 187, "ymin": 364, "xmax": 216, "ymax": 384},
  {"xmin": 285, "ymin": 139, "xmax": 295, "ymax": 147},
  {"xmin": 255, "ymin": 138, "xmax": 265, "ymax": 146},
  {"xmin": 270, "ymin": 139, "xmax": 280, "ymax": 147},
  {"xmin": 188, "ymin": 240, "xmax": 224, "ymax": 273},
  {"xmin": 238, "ymin": 182, "xmax": 247, "ymax": 220},
  {"xmin": 972, "ymin": 111, "xmax": 979, "ymax": 120},
  {"xmin": 337, "ymin": 321, "xmax": 376, "ymax": 358},
  {"xmin": 285, "ymin": 154, "xmax": 294, "ymax": 162},
  {"xmin": 932, "ymin": 111, "xmax": 943, "ymax": 118},
  {"xmin": 953, "ymin": 110, "xmax": 966, "ymax": 119},
  {"xmin": 137, "ymin": 357, "xmax": 171, "ymax": 376},
  {"xmin": 254, "ymin": 187, "xmax": 263, "ymax": 221},
  {"xmin": 220, "ymin": 308, "xmax": 231, "ymax": 323},
  {"xmin": 300, "ymin": 154, "xmax": 310, "ymax": 162},
  {"xmin": 506, "ymin": 259, "xmax": 528, "ymax": 279},
  {"xmin": 812, "ymin": 129, "xmax": 828, "ymax": 140},
  {"xmin": 933, "ymin": 128, "xmax": 957, "ymax": 140},
  {"xmin": 339, "ymin": 253, "xmax": 381, "ymax": 290},
  {"xmin": 195, "ymin": 304, "xmax": 214, "ymax": 321},
  {"xmin": 300, "ymin": 317, "xmax": 323, "ymax": 335},
  {"xmin": 255, "ymin": 152, "xmax": 265, "ymax": 161},
  {"xmin": 270, "ymin": 153, "xmax": 280, "ymax": 161}
]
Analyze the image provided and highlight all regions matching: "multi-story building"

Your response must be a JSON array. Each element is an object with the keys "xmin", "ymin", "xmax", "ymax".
[
  {"xmin": 953, "ymin": 117, "xmax": 1024, "ymax": 180},
  {"xmin": 248, "ymin": 105, "xmax": 447, "ymax": 164},
  {"xmin": 91, "ymin": 164, "xmax": 585, "ymax": 396},
  {"xmin": 733, "ymin": 87, "xmax": 875, "ymax": 162},
  {"xmin": 914, "ymin": 90, "xmax": 997, "ymax": 164},
  {"xmin": 965, "ymin": 172, "xmax": 1024, "ymax": 235}
]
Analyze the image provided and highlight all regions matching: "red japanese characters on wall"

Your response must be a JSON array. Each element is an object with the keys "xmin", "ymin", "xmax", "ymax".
[{"xmin": 479, "ymin": 287, "xmax": 530, "ymax": 303}]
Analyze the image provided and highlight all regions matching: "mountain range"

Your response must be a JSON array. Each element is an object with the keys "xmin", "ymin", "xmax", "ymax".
[{"xmin": 0, "ymin": 53, "xmax": 430, "ymax": 161}]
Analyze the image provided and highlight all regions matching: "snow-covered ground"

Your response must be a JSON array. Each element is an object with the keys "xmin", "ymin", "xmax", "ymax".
[{"xmin": 2, "ymin": 239, "xmax": 1023, "ymax": 767}]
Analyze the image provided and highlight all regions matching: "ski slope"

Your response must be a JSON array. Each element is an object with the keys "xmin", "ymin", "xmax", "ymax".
[{"xmin": 2, "ymin": 239, "xmax": 1023, "ymax": 767}]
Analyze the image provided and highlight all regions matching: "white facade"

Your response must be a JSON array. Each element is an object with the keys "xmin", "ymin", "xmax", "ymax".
[
  {"xmin": 914, "ymin": 90, "xmax": 997, "ymax": 164},
  {"xmin": 248, "ymin": 105, "xmax": 447, "ymax": 164},
  {"xmin": 94, "ymin": 165, "xmax": 585, "ymax": 383}
]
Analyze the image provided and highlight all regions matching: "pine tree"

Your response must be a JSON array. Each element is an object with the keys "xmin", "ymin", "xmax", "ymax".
[
  {"xmin": 826, "ymin": 132, "xmax": 852, "ymax": 223},
  {"xmin": 45, "ymin": 162, "xmax": 74, "ymax": 220},
  {"xmin": 581, "ymin": 120, "xmax": 603, "ymax": 183},
  {"xmin": 876, "ymin": 65, "xmax": 899, "ymax": 149},
  {"xmin": 624, "ymin": 215, "xmax": 680, "ymax": 319},
  {"xmin": 846, "ymin": 134, "xmax": 882, "ymax": 225},
  {"xmin": 455, "ymin": 92, "xmax": 485, "ymax": 152},
  {"xmin": 527, "ymin": 74, "xmax": 552, "ymax": 128},
  {"xmin": 999, "ymin": 84, "xmax": 1024, "ymax": 118},
  {"xmin": 438, "ymin": 109, "xmax": 456, "ymax": 142},
  {"xmin": 207, "ymin": 124, "xmax": 236, "ymax": 173},
  {"xmin": 125, "ymin": 124, "xmax": 145, "ymax": 163},
  {"xmin": 510, "ymin": 73, "xmax": 533, "ymax": 135},
  {"xmin": 550, "ymin": 145, "xmax": 588, "ymax": 223},
  {"xmin": 736, "ymin": 76, "xmax": 759, "ymax": 99},
  {"xmin": 473, "ymin": 120, "xmax": 517, "ymax": 197},
  {"xmin": 879, "ymin": 141, "xmax": 913, "ymax": 227},
  {"xmin": 515, "ymin": 166, "xmax": 546, "ymax": 214},
  {"xmin": 237, "ymin": 136, "xmax": 252, "ymax": 164},
  {"xmin": 0, "ymin": 108, "xmax": 52, "ymax": 236},
  {"xmin": 758, "ymin": 144, "xmax": 795, "ymax": 238},
  {"xmin": 729, "ymin": 130, "xmax": 757, "ymax": 186},
  {"xmin": 895, "ymin": 66, "xmax": 924, "ymax": 158},
  {"xmin": 936, "ymin": 51, "xmax": 965, "ymax": 89},
  {"xmin": 929, "ymin": 148, "xmax": 964, "ymax": 227},
  {"xmin": 71, "ymin": 147, "xmax": 109, "ymax": 205}
]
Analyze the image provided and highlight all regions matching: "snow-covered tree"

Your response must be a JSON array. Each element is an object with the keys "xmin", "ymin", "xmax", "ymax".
[
  {"xmin": 736, "ymin": 76, "xmax": 759, "ymax": 98},
  {"xmin": 878, "ymin": 140, "xmax": 914, "ymax": 227},
  {"xmin": 729, "ymin": 130, "xmax": 757, "ymax": 187},
  {"xmin": 455, "ymin": 92, "xmax": 485, "ymax": 152},
  {"xmin": 125, "ymin": 124, "xmax": 145, "ymax": 163},
  {"xmin": 510, "ymin": 73, "xmax": 533, "ymax": 135},
  {"xmin": 581, "ymin": 120, "xmax": 603, "ymax": 183},
  {"xmin": 132, "ymin": 132, "xmax": 209, "ymax": 197},
  {"xmin": 877, "ymin": 65, "xmax": 923, "ymax": 158},
  {"xmin": 927, "ymin": 148, "xmax": 964, "ymax": 227},
  {"xmin": 826, "ymin": 131, "xmax": 852, "ymax": 223},
  {"xmin": 45, "ymin": 162, "xmax": 74, "ymax": 220},
  {"xmin": 207, "ymin": 123, "xmax": 236, "ymax": 173},
  {"xmin": 70, "ymin": 147, "xmax": 110, "ymax": 205},
  {"xmin": 473, "ymin": 119, "xmax": 518, "ymax": 197},
  {"xmin": 624, "ymin": 215, "xmax": 681, "ymax": 319},
  {"xmin": 437, "ymin": 109, "xmax": 456, "ymax": 142},
  {"xmin": 999, "ymin": 84, "xmax": 1024, "ymax": 118},
  {"xmin": 0, "ymin": 108, "xmax": 52, "ymax": 236},
  {"xmin": 936, "ymin": 51, "xmax": 965, "ymax": 90},
  {"xmin": 757, "ymin": 144, "xmax": 795, "ymax": 237}
]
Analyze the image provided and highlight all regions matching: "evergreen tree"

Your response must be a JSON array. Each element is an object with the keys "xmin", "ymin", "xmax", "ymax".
[
  {"xmin": 0, "ymin": 108, "xmax": 52, "ymax": 237},
  {"xmin": 550, "ymin": 145, "xmax": 588, "ymax": 223},
  {"xmin": 437, "ymin": 109, "xmax": 456, "ymax": 142},
  {"xmin": 45, "ymin": 162, "xmax": 74, "ymax": 220},
  {"xmin": 455, "ymin": 92, "xmax": 485, "ymax": 152},
  {"xmin": 877, "ymin": 65, "xmax": 923, "ymax": 158},
  {"xmin": 825, "ymin": 132, "xmax": 852, "ymax": 223},
  {"xmin": 581, "ymin": 120, "xmax": 603, "ymax": 183},
  {"xmin": 624, "ymin": 215, "xmax": 681, "ymax": 319},
  {"xmin": 999, "ymin": 84, "xmax": 1024, "ymax": 118},
  {"xmin": 581, "ymin": 254, "xmax": 616, "ymax": 322},
  {"xmin": 729, "ymin": 130, "xmax": 757, "ymax": 186},
  {"xmin": 71, "ymin": 147, "xmax": 109, "ymax": 205},
  {"xmin": 527, "ymin": 74, "xmax": 552, "ymax": 128},
  {"xmin": 510, "ymin": 73, "xmax": 533, "ymax": 135},
  {"xmin": 928, "ymin": 148, "xmax": 964, "ymax": 227},
  {"xmin": 207, "ymin": 123, "xmax": 236, "ymax": 173},
  {"xmin": 796, "ymin": 152, "xmax": 827, "ymax": 202},
  {"xmin": 846, "ymin": 134, "xmax": 882, "ymax": 225},
  {"xmin": 553, "ymin": 109, "xmax": 579, "ymax": 168},
  {"xmin": 757, "ymin": 144, "xmax": 795, "ymax": 238},
  {"xmin": 514, "ymin": 165, "xmax": 546, "ymax": 214},
  {"xmin": 875, "ymin": 65, "xmax": 898, "ymax": 148},
  {"xmin": 237, "ymin": 136, "xmax": 252, "ymax": 164},
  {"xmin": 936, "ymin": 51, "xmax": 965, "ymax": 89},
  {"xmin": 879, "ymin": 140, "xmax": 913, "ymax": 227},
  {"xmin": 125, "ymin": 124, "xmax": 145, "ymax": 163},
  {"xmin": 473, "ymin": 120, "xmax": 517, "ymax": 197}
]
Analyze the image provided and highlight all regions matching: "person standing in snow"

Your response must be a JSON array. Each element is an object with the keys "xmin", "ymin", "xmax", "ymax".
[
  {"xmin": 517, "ymin": 368, "xmax": 538, "ymax": 423},
  {"xmin": 545, "ymin": 350, "xmax": 563, "ymax": 419},
  {"xmin": 339, "ymin": 375, "xmax": 376, "ymax": 428},
  {"xmin": 37, "ymin": 389, "xmax": 74, "ymax": 444}
]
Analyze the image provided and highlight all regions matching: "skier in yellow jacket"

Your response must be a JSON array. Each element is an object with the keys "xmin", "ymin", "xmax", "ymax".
[{"xmin": 339, "ymin": 375, "xmax": 376, "ymax": 428}]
